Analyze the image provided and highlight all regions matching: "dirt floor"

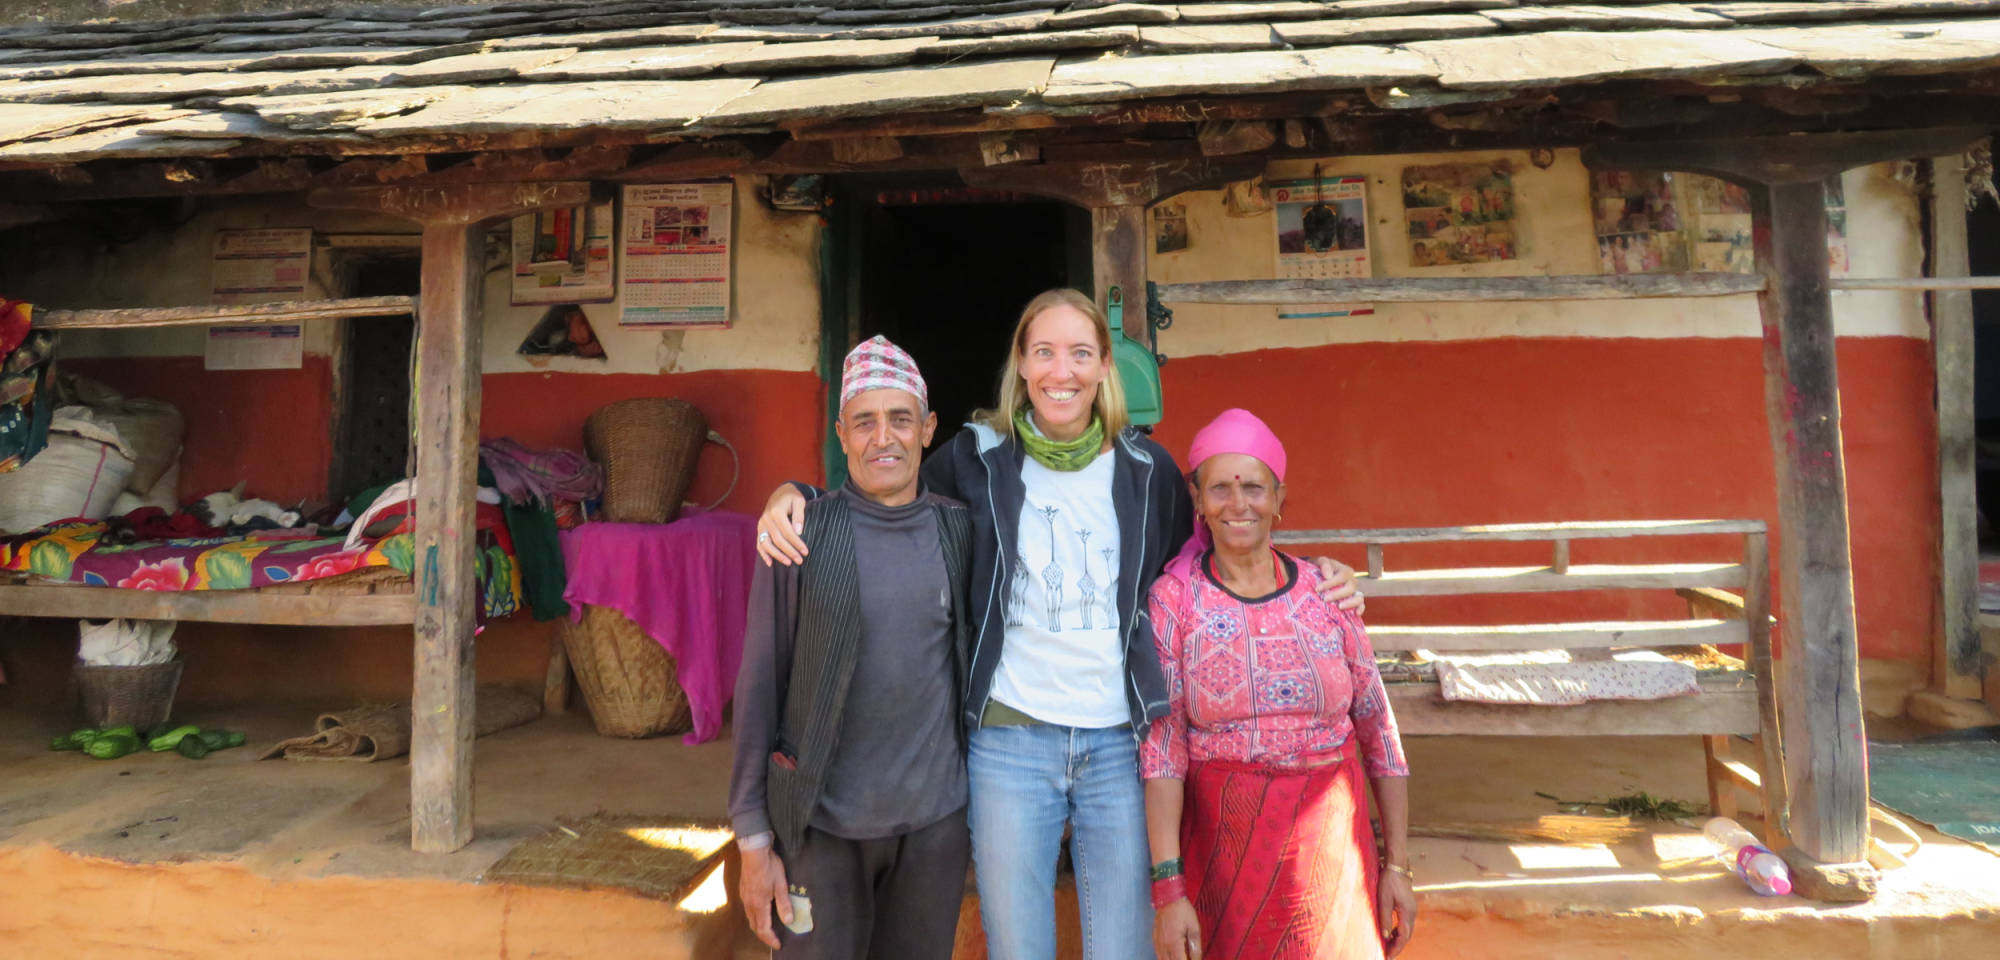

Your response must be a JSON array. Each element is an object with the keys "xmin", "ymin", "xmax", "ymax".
[{"xmin": 3, "ymin": 696, "xmax": 1999, "ymax": 959}]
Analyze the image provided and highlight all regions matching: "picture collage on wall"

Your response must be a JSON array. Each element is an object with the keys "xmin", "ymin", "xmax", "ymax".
[
  {"xmin": 1400, "ymin": 161, "xmax": 1518, "ymax": 266},
  {"xmin": 1589, "ymin": 171, "xmax": 1848, "ymax": 275}
]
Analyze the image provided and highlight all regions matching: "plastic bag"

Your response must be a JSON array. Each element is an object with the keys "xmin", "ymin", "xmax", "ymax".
[{"xmin": 77, "ymin": 618, "xmax": 178, "ymax": 666}]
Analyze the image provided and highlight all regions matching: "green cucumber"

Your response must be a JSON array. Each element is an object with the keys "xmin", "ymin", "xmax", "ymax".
[
  {"xmin": 98, "ymin": 725, "xmax": 138, "ymax": 741},
  {"xmin": 224, "ymin": 731, "xmax": 246, "ymax": 749},
  {"xmin": 147, "ymin": 725, "xmax": 202, "ymax": 752},
  {"xmin": 84, "ymin": 734, "xmax": 140, "ymax": 760},
  {"xmin": 194, "ymin": 730, "xmax": 228, "ymax": 751}
]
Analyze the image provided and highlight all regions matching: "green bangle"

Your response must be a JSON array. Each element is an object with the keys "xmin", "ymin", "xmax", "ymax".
[{"xmin": 1150, "ymin": 857, "xmax": 1184, "ymax": 881}]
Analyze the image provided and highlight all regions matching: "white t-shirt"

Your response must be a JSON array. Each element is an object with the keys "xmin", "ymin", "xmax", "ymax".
[{"xmin": 989, "ymin": 452, "xmax": 1129, "ymax": 727}]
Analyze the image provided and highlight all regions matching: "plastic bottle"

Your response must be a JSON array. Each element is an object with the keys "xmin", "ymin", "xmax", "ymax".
[{"xmin": 1703, "ymin": 817, "xmax": 1793, "ymax": 896}]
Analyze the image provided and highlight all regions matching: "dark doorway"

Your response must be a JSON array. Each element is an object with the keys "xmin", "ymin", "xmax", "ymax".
[
  {"xmin": 331, "ymin": 257, "xmax": 418, "ymax": 503},
  {"xmin": 848, "ymin": 188, "xmax": 1079, "ymax": 456}
]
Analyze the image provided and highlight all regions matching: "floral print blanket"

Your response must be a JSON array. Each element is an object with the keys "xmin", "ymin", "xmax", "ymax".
[{"xmin": 0, "ymin": 505, "xmax": 522, "ymax": 620}]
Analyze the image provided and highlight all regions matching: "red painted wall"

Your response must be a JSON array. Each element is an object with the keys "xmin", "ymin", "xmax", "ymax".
[
  {"xmin": 58, "ymin": 339, "xmax": 1935, "ymax": 670},
  {"xmin": 1153, "ymin": 337, "xmax": 1938, "ymax": 662},
  {"xmin": 61, "ymin": 356, "xmax": 334, "ymax": 506},
  {"xmin": 480, "ymin": 369, "xmax": 825, "ymax": 514},
  {"xmin": 55, "ymin": 360, "xmax": 826, "ymax": 516}
]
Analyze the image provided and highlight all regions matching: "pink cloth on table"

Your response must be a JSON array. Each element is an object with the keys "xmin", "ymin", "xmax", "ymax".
[{"xmin": 560, "ymin": 510, "xmax": 756, "ymax": 744}]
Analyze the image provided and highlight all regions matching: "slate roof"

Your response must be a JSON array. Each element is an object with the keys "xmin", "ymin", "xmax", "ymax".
[{"xmin": 3, "ymin": 0, "xmax": 2000, "ymax": 164}]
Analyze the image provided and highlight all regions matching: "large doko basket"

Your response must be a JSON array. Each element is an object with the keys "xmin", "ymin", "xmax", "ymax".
[
  {"xmin": 74, "ymin": 661, "xmax": 183, "ymax": 730},
  {"xmin": 583, "ymin": 398, "xmax": 707, "ymax": 524},
  {"xmin": 559, "ymin": 604, "xmax": 692, "ymax": 738}
]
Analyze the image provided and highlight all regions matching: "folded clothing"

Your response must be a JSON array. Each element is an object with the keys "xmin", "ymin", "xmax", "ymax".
[{"xmin": 1434, "ymin": 651, "xmax": 1700, "ymax": 705}]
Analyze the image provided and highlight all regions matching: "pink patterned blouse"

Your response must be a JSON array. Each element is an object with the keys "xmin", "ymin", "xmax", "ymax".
[{"xmin": 1140, "ymin": 552, "xmax": 1409, "ymax": 780}]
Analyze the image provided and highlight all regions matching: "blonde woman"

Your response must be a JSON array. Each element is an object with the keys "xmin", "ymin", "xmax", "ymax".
[{"xmin": 756, "ymin": 289, "xmax": 1361, "ymax": 960}]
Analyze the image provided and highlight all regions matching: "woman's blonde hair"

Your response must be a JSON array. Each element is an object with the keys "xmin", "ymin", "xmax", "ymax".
[{"xmin": 974, "ymin": 288, "xmax": 1130, "ymax": 440}]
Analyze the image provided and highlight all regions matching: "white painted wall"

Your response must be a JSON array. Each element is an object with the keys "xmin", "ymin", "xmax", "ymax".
[
  {"xmin": 12, "ymin": 175, "xmax": 823, "ymax": 374},
  {"xmin": 480, "ymin": 176, "xmax": 821, "ymax": 376},
  {"xmin": 10, "ymin": 161, "xmax": 1920, "ymax": 370},
  {"xmin": 1148, "ymin": 150, "xmax": 1926, "ymax": 359},
  {"xmin": 5, "ymin": 198, "xmax": 409, "ymax": 358}
]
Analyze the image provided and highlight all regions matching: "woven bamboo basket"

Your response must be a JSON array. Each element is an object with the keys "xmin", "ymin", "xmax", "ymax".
[
  {"xmin": 583, "ymin": 398, "xmax": 707, "ymax": 524},
  {"xmin": 559, "ymin": 604, "xmax": 691, "ymax": 738},
  {"xmin": 75, "ymin": 661, "xmax": 183, "ymax": 729}
]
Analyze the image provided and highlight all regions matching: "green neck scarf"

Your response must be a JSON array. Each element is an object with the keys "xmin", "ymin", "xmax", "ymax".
[{"xmin": 1015, "ymin": 406, "xmax": 1107, "ymax": 472}]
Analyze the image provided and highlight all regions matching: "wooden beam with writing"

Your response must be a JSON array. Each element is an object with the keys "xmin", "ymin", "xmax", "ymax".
[
  {"xmin": 1156, "ymin": 274, "xmax": 1766, "ymax": 304},
  {"xmin": 1582, "ymin": 126, "xmax": 1988, "ymax": 183},
  {"xmin": 34, "ymin": 296, "xmax": 415, "ymax": 329},
  {"xmin": 961, "ymin": 156, "xmax": 1265, "ymax": 209}
]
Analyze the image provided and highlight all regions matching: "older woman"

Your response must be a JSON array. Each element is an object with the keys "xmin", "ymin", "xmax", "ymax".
[
  {"xmin": 1142, "ymin": 408, "xmax": 1414, "ymax": 960},
  {"xmin": 755, "ymin": 291, "xmax": 1364, "ymax": 960}
]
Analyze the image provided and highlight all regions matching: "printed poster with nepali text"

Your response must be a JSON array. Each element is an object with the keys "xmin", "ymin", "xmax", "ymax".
[
  {"xmin": 619, "ymin": 182, "xmax": 733, "ymax": 329},
  {"xmin": 1270, "ymin": 174, "xmax": 1372, "ymax": 319},
  {"xmin": 1401, "ymin": 161, "xmax": 1518, "ymax": 266},
  {"xmin": 207, "ymin": 228, "xmax": 309, "ymax": 370},
  {"xmin": 210, "ymin": 228, "xmax": 311, "ymax": 304}
]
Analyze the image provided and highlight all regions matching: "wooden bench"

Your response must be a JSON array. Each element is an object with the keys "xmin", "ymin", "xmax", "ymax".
[{"xmin": 1274, "ymin": 520, "xmax": 1784, "ymax": 840}]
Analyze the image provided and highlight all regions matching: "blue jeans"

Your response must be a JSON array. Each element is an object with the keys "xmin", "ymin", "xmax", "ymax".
[{"xmin": 968, "ymin": 723, "xmax": 1153, "ymax": 960}]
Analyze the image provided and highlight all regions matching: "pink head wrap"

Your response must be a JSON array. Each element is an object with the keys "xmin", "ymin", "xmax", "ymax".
[
  {"xmin": 1164, "ymin": 408, "xmax": 1288, "ymax": 586},
  {"xmin": 840, "ymin": 335, "xmax": 928, "ymax": 409}
]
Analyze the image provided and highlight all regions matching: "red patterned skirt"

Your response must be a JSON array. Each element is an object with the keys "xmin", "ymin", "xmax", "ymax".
[{"xmin": 1181, "ymin": 750, "xmax": 1383, "ymax": 960}]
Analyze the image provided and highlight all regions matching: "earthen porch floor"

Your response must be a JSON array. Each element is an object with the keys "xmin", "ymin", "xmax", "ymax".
[{"xmin": 1, "ymin": 702, "xmax": 1997, "ymax": 959}]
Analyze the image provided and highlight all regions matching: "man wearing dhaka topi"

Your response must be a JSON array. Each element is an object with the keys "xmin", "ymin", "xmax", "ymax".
[{"xmin": 729, "ymin": 335, "xmax": 975, "ymax": 960}]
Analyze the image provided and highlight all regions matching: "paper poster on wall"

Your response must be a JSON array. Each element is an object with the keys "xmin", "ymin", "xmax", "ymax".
[
  {"xmin": 1153, "ymin": 201, "xmax": 1189, "ymax": 254},
  {"xmin": 619, "ymin": 182, "xmax": 733, "ymax": 329},
  {"xmin": 205, "ymin": 324, "xmax": 303, "ymax": 371},
  {"xmin": 1269, "ymin": 174, "xmax": 1373, "ymax": 319},
  {"xmin": 1824, "ymin": 175, "xmax": 1849, "ymax": 275},
  {"xmin": 210, "ymin": 228, "xmax": 312, "ymax": 304},
  {"xmin": 1401, "ymin": 162, "xmax": 1517, "ymax": 266},
  {"xmin": 510, "ymin": 201, "xmax": 615, "ymax": 305},
  {"xmin": 1591, "ymin": 171, "xmax": 1688, "ymax": 275},
  {"xmin": 1681, "ymin": 174, "xmax": 1755, "ymax": 274}
]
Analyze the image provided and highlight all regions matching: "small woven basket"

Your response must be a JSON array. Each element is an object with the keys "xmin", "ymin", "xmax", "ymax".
[
  {"xmin": 559, "ymin": 605, "xmax": 691, "ymax": 738},
  {"xmin": 583, "ymin": 398, "xmax": 707, "ymax": 524},
  {"xmin": 74, "ymin": 661, "xmax": 183, "ymax": 730}
]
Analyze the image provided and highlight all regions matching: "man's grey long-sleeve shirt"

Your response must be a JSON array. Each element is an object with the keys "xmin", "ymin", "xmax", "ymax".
[{"xmin": 729, "ymin": 485, "xmax": 968, "ymax": 843}]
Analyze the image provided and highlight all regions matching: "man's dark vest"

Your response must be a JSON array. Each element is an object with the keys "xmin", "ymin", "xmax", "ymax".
[{"xmin": 767, "ymin": 491, "xmax": 972, "ymax": 853}]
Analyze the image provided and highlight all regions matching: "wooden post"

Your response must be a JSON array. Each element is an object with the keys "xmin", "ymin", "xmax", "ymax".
[
  {"xmin": 1932, "ymin": 152, "xmax": 1982, "ymax": 699},
  {"xmin": 1743, "ymin": 531, "xmax": 1787, "ymax": 848},
  {"xmin": 410, "ymin": 218, "xmax": 485, "ymax": 854},
  {"xmin": 1749, "ymin": 179, "xmax": 1870, "ymax": 868},
  {"xmin": 1092, "ymin": 205, "xmax": 1147, "ymax": 341},
  {"xmin": 312, "ymin": 182, "xmax": 590, "ymax": 853}
]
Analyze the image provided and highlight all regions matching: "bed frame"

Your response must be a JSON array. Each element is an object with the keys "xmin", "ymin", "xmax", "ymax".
[
  {"xmin": 1275, "ymin": 519, "xmax": 1784, "ymax": 840},
  {"xmin": 0, "ymin": 566, "xmax": 416, "ymax": 626}
]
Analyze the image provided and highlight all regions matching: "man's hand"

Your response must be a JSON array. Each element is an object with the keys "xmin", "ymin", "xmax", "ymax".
[
  {"xmin": 1154, "ymin": 896, "xmax": 1202, "ymax": 960},
  {"xmin": 756, "ymin": 486, "xmax": 810, "ymax": 567},
  {"xmin": 1378, "ymin": 867, "xmax": 1417, "ymax": 957},
  {"xmin": 739, "ymin": 845, "xmax": 795, "ymax": 949},
  {"xmin": 1311, "ymin": 557, "xmax": 1365, "ymax": 614}
]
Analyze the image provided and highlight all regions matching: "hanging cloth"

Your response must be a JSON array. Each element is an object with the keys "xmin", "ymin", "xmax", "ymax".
[{"xmin": 1, "ymin": 299, "xmax": 57, "ymax": 474}]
